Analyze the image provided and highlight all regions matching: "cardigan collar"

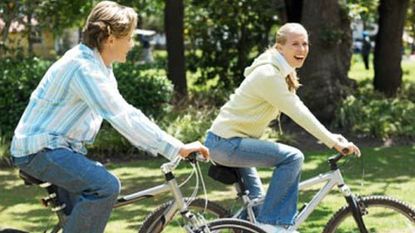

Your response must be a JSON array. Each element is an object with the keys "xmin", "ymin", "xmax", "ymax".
[{"xmin": 272, "ymin": 49, "xmax": 295, "ymax": 77}]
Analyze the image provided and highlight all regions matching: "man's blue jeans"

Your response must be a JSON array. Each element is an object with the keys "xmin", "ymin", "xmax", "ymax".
[
  {"xmin": 205, "ymin": 132, "xmax": 304, "ymax": 226},
  {"xmin": 12, "ymin": 148, "xmax": 120, "ymax": 233}
]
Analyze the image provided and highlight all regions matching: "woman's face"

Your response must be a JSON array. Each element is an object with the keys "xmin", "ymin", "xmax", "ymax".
[
  {"xmin": 276, "ymin": 31, "xmax": 309, "ymax": 68},
  {"xmin": 103, "ymin": 29, "xmax": 135, "ymax": 64}
]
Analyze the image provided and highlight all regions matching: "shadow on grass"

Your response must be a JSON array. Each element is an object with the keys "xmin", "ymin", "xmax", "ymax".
[
  {"xmin": 1, "ymin": 146, "xmax": 414, "ymax": 232},
  {"xmin": 0, "ymin": 158, "xmax": 228, "ymax": 232}
]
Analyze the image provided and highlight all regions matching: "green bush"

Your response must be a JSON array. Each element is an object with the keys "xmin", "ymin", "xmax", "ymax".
[
  {"xmin": 114, "ymin": 62, "xmax": 173, "ymax": 119},
  {"xmin": 335, "ymin": 80, "xmax": 415, "ymax": 139},
  {"xmin": 162, "ymin": 107, "xmax": 218, "ymax": 143},
  {"xmin": 0, "ymin": 57, "xmax": 51, "ymax": 137}
]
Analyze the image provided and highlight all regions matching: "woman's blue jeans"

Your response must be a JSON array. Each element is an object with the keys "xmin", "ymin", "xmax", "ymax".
[
  {"xmin": 205, "ymin": 132, "xmax": 304, "ymax": 226},
  {"xmin": 11, "ymin": 148, "xmax": 120, "ymax": 233}
]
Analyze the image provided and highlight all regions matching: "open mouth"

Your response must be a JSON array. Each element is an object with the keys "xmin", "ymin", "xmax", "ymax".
[{"xmin": 294, "ymin": 55, "xmax": 305, "ymax": 62}]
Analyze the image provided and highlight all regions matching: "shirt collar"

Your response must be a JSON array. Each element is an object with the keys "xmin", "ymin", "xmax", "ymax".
[
  {"xmin": 93, "ymin": 48, "xmax": 112, "ymax": 71},
  {"xmin": 79, "ymin": 43, "xmax": 112, "ymax": 73},
  {"xmin": 273, "ymin": 49, "xmax": 295, "ymax": 77}
]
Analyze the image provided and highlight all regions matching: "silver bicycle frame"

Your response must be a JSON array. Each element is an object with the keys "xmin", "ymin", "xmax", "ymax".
[
  {"xmin": 114, "ymin": 156, "xmax": 190, "ymax": 222},
  {"xmin": 233, "ymin": 168, "xmax": 353, "ymax": 231},
  {"xmin": 291, "ymin": 169, "xmax": 349, "ymax": 229},
  {"xmin": 38, "ymin": 156, "xmax": 207, "ymax": 233}
]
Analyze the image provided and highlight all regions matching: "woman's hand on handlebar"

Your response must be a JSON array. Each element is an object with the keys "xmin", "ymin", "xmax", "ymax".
[
  {"xmin": 178, "ymin": 141, "xmax": 210, "ymax": 159},
  {"xmin": 332, "ymin": 134, "xmax": 361, "ymax": 157},
  {"xmin": 333, "ymin": 140, "xmax": 361, "ymax": 157}
]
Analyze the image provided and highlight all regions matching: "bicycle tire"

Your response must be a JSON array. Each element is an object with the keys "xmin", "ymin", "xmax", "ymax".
[
  {"xmin": 205, "ymin": 218, "xmax": 266, "ymax": 233},
  {"xmin": 138, "ymin": 197, "xmax": 229, "ymax": 233},
  {"xmin": 0, "ymin": 228, "xmax": 29, "ymax": 233},
  {"xmin": 323, "ymin": 195, "xmax": 415, "ymax": 233}
]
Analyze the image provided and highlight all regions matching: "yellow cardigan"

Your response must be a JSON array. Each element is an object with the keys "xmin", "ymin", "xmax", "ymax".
[{"xmin": 210, "ymin": 48, "xmax": 338, "ymax": 148}]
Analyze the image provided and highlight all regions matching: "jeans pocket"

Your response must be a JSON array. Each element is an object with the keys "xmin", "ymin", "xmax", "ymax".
[
  {"xmin": 205, "ymin": 132, "xmax": 220, "ymax": 149},
  {"xmin": 211, "ymin": 137, "xmax": 241, "ymax": 161}
]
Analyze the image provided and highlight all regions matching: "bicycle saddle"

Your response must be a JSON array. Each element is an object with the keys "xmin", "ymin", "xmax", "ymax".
[
  {"xmin": 208, "ymin": 164, "xmax": 239, "ymax": 185},
  {"xmin": 19, "ymin": 170, "xmax": 45, "ymax": 185}
]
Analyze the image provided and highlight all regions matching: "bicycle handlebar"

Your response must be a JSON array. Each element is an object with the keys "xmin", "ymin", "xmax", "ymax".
[
  {"xmin": 328, "ymin": 149, "xmax": 359, "ymax": 170},
  {"xmin": 161, "ymin": 152, "xmax": 207, "ymax": 174}
]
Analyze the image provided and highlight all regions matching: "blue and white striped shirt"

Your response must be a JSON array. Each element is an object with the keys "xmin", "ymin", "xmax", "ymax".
[{"xmin": 11, "ymin": 44, "xmax": 183, "ymax": 160}]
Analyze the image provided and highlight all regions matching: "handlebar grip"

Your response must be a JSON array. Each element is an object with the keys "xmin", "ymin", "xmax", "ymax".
[
  {"xmin": 187, "ymin": 152, "xmax": 207, "ymax": 163},
  {"xmin": 342, "ymin": 148, "xmax": 350, "ymax": 154}
]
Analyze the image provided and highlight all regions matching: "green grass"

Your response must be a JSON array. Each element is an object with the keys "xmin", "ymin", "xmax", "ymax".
[
  {"xmin": 348, "ymin": 54, "xmax": 415, "ymax": 82},
  {"xmin": 0, "ymin": 146, "xmax": 414, "ymax": 232}
]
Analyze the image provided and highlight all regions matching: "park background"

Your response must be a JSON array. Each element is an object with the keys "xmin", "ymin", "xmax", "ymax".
[{"xmin": 0, "ymin": 0, "xmax": 414, "ymax": 232}]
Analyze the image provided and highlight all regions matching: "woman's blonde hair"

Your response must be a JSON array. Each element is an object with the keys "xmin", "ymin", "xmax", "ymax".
[
  {"xmin": 82, "ymin": 1, "xmax": 138, "ymax": 51},
  {"xmin": 274, "ymin": 23, "xmax": 308, "ymax": 92}
]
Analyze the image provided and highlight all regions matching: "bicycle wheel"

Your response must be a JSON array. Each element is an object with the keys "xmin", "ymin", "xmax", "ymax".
[
  {"xmin": 323, "ymin": 195, "xmax": 415, "ymax": 233},
  {"xmin": 139, "ymin": 198, "xmax": 229, "ymax": 233},
  {"xmin": 0, "ymin": 227, "xmax": 29, "ymax": 233},
  {"xmin": 205, "ymin": 218, "xmax": 266, "ymax": 233}
]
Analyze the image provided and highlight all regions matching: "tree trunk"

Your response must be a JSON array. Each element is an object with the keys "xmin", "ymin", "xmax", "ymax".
[
  {"xmin": 299, "ymin": 0, "xmax": 353, "ymax": 122},
  {"xmin": 164, "ymin": 0, "xmax": 187, "ymax": 99},
  {"xmin": 284, "ymin": 0, "xmax": 303, "ymax": 22},
  {"xmin": 0, "ymin": 20, "xmax": 11, "ymax": 57},
  {"xmin": 0, "ymin": 0, "xmax": 20, "ymax": 57},
  {"xmin": 373, "ymin": 0, "xmax": 409, "ymax": 97},
  {"xmin": 27, "ymin": 2, "xmax": 34, "ymax": 57},
  {"xmin": 1, "ymin": 21, "xmax": 11, "ymax": 45}
]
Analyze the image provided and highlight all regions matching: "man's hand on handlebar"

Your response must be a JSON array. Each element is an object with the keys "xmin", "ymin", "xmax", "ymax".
[{"xmin": 178, "ymin": 141, "xmax": 210, "ymax": 160}]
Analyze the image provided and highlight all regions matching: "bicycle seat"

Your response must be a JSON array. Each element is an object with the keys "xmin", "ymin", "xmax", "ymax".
[
  {"xmin": 208, "ymin": 164, "xmax": 239, "ymax": 185},
  {"xmin": 19, "ymin": 170, "xmax": 45, "ymax": 185}
]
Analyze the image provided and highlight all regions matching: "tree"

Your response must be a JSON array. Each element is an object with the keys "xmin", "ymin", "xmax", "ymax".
[
  {"xmin": 36, "ymin": 0, "xmax": 93, "ymax": 36},
  {"xmin": 408, "ymin": 0, "xmax": 415, "ymax": 42},
  {"xmin": 185, "ymin": 0, "xmax": 278, "ymax": 90},
  {"xmin": 165, "ymin": 0, "xmax": 187, "ymax": 98},
  {"xmin": 284, "ymin": 0, "xmax": 303, "ymax": 22},
  {"xmin": 0, "ymin": 1, "xmax": 18, "ymax": 41},
  {"xmin": 299, "ymin": 0, "xmax": 354, "ymax": 122},
  {"xmin": 0, "ymin": 0, "xmax": 93, "ymax": 57},
  {"xmin": 0, "ymin": 0, "xmax": 21, "ymax": 56},
  {"xmin": 373, "ymin": 0, "xmax": 409, "ymax": 97}
]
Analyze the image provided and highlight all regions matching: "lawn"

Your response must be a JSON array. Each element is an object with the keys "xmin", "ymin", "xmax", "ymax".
[
  {"xmin": 0, "ymin": 146, "xmax": 414, "ymax": 232},
  {"xmin": 348, "ymin": 53, "xmax": 415, "ymax": 82}
]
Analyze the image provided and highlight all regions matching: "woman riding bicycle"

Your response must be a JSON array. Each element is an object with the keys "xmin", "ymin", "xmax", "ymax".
[
  {"xmin": 9, "ymin": 1, "xmax": 208, "ymax": 233},
  {"xmin": 204, "ymin": 23, "xmax": 360, "ymax": 233}
]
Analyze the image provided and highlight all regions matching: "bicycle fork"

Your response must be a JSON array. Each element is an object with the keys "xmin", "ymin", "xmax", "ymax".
[{"xmin": 339, "ymin": 184, "xmax": 369, "ymax": 233}]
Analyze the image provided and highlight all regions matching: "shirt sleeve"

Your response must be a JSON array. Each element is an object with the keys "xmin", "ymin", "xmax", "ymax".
[
  {"xmin": 69, "ymin": 63, "xmax": 183, "ymax": 160},
  {"xmin": 252, "ymin": 66, "xmax": 338, "ymax": 148}
]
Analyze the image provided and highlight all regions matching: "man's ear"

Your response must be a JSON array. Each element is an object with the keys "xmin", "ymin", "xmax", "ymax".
[
  {"xmin": 275, "ymin": 43, "xmax": 282, "ymax": 52},
  {"xmin": 105, "ymin": 35, "xmax": 115, "ymax": 47}
]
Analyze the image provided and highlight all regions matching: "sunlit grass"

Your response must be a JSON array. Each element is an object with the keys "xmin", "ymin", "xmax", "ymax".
[
  {"xmin": 348, "ymin": 53, "xmax": 415, "ymax": 82},
  {"xmin": 0, "ymin": 146, "xmax": 414, "ymax": 232}
]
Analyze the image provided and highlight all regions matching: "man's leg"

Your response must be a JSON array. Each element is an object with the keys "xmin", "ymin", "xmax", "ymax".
[{"xmin": 17, "ymin": 148, "xmax": 120, "ymax": 233}]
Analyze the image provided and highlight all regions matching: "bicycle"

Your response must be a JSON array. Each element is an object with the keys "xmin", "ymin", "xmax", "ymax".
[
  {"xmin": 0, "ymin": 153, "xmax": 265, "ymax": 233},
  {"xmin": 205, "ymin": 153, "xmax": 415, "ymax": 232}
]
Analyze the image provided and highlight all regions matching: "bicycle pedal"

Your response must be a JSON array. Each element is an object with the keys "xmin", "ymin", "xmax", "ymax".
[
  {"xmin": 40, "ymin": 198, "xmax": 49, "ymax": 207},
  {"xmin": 40, "ymin": 193, "xmax": 57, "ymax": 207}
]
